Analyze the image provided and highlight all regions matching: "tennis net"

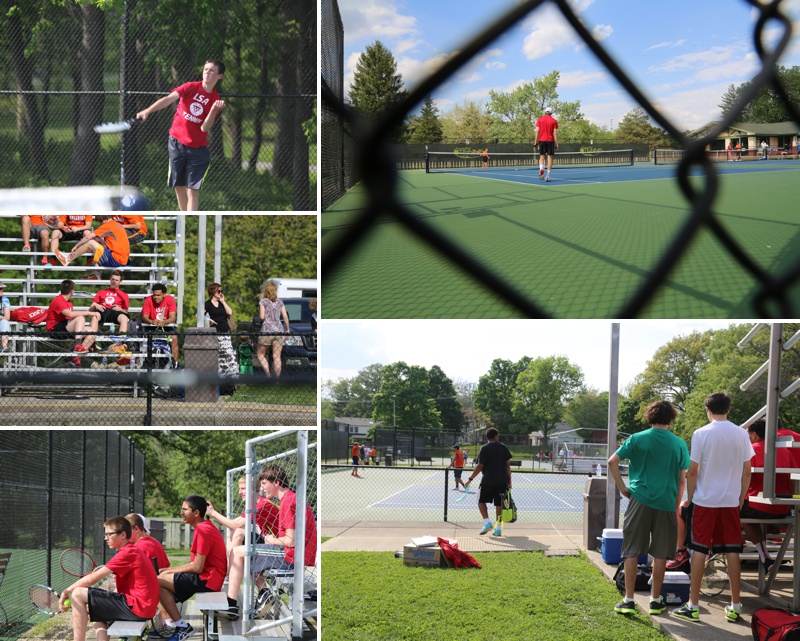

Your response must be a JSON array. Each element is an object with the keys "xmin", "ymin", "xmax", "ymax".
[
  {"xmin": 653, "ymin": 148, "xmax": 763, "ymax": 164},
  {"xmin": 425, "ymin": 149, "xmax": 634, "ymax": 173}
]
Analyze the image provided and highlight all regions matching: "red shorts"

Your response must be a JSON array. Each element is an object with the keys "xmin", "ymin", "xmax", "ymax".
[{"xmin": 687, "ymin": 504, "xmax": 743, "ymax": 555}]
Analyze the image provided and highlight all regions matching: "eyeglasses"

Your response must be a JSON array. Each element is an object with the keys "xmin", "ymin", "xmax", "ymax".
[{"xmin": 103, "ymin": 531, "xmax": 122, "ymax": 538}]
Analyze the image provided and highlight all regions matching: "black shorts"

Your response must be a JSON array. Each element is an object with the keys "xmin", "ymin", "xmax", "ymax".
[
  {"xmin": 88, "ymin": 588, "xmax": 147, "ymax": 624},
  {"xmin": 453, "ymin": 469, "xmax": 463, "ymax": 479},
  {"xmin": 126, "ymin": 231, "xmax": 146, "ymax": 245},
  {"xmin": 172, "ymin": 572, "xmax": 210, "ymax": 604},
  {"xmin": 99, "ymin": 308, "xmax": 128, "ymax": 325},
  {"xmin": 58, "ymin": 231, "xmax": 86, "ymax": 242},
  {"xmin": 740, "ymin": 500, "xmax": 790, "ymax": 520},
  {"xmin": 538, "ymin": 141, "xmax": 555, "ymax": 156},
  {"xmin": 48, "ymin": 322, "xmax": 75, "ymax": 340},
  {"xmin": 478, "ymin": 481, "xmax": 507, "ymax": 507},
  {"xmin": 167, "ymin": 136, "xmax": 211, "ymax": 190}
]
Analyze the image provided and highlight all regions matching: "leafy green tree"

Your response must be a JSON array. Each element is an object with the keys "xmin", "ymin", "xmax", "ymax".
[
  {"xmin": 720, "ymin": 66, "xmax": 800, "ymax": 122},
  {"xmin": 323, "ymin": 363, "xmax": 384, "ymax": 418},
  {"xmin": 617, "ymin": 389, "xmax": 650, "ymax": 436},
  {"xmin": 615, "ymin": 107, "xmax": 675, "ymax": 150},
  {"xmin": 565, "ymin": 388, "xmax": 609, "ymax": 437},
  {"xmin": 349, "ymin": 40, "xmax": 407, "ymax": 140},
  {"xmin": 512, "ymin": 356, "xmax": 584, "ymax": 443},
  {"xmin": 439, "ymin": 100, "xmax": 493, "ymax": 144},
  {"xmin": 428, "ymin": 365, "xmax": 464, "ymax": 432},
  {"xmin": 406, "ymin": 95, "xmax": 443, "ymax": 144},
  {"xmin": 372, "ymin": 362, "xmax": 441, "ymax": 429},
  {"xmin": 475, "ymin": 357, "xmax": 531, "ymax": 432}
]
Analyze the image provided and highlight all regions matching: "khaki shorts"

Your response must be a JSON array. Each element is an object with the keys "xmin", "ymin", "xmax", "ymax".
[
  {"xmin": 621, "ymin": 495, "xmax": 678, "ymax": 560},
  {"xmin": 258, "ymin": 335, "xmax": 284, "ymax": 347}
]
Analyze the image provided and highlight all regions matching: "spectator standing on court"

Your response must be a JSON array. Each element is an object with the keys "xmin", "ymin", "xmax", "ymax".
[
  {"xmin": 58, "ymin": 215, "xmax": 130, "ymax": 268},
  {"xmin": 481, "ymin": 148, "xmax": 489, "ymax": 169},
  {"xmin": 735, "ymin": 141, "xmax": 742, "ymax": 161},
  {"xmin": 449, "ymin": 444, "xmax": 467, "ymax": 490},
  {"xmin": 135, "ymin": 60, "xmax": 226, "ymax": 212},
  {"xmin": 20, "ymin": 215, "xmax": 57, "ymax": 266},
  {"xmin": 464, "ymin": 428, "xmax": 512, "ymax": 537},
  {"xmin": 727, "ymin": 142, "xmax": 733, "ymax": 161},
  {"xmin": 351, "ymin": 442, "xmax": 360, "ymax": 477},
  {"xmin": 58, "ymin": 516, "xmax": 159, "ymax": 641},
  {"xmin": 672, "ymin": 392, "xmax": 754, "ymax": 624},
  {"xmin": 89, "ymin": 270, "xmax": 130, "ymax": 335},
  {"xmin": 125, "ymin": 513, "xmax": 170, "ymax": 572},
  {"xmin": 761, "ymin": 139, "xmax": 769, "ymax": 159},
  {"xmin": 155, "ymin": 495, "xmax": 227, "ymax": 641},
  {"xmin": 204, "ymin": 282, "xmax": 238, "ymax": 380},
  {"xmin": 46, "ymin": 279, "xmax": 101, "ymax": 366},
  {"xmin": 112, "ymin": 214, "xmax": 148, "ymax": 246},
  {"xmin": 0, "ymin": 283, "xmax": 10, "ymax": 353},
  {"xmin": 141, "ymin": 283, "xmax": 180, "ymax": 367},
  {"xmin": 370, "ymin": 446, "xmax": 377, "ymax": 465},
  {"xmin": 50, "ymin": 215, "xmax": 93, "ymax": 257},
  {"xmin": 741, "ymin": 418, "xmax": 792, "ymax": 570},
  {"xmin": 534, "ymin": 107, "xmax": 558, "ymax": 182},
  {"xmin": 608, "ymin": 400, "xmax": 689, "ymax": 616},
  {"xmin": 255, "ymin": 281, "xmax": 290, "ymax": 379}
]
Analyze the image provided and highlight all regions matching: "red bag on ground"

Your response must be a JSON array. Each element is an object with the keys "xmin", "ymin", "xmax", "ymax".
[
  {"xmin": 752, "ymin": 607, "xmax": 800, "ymax": 640},
  {"xmin": 10, "ymin": 307, "xmax": 48, "ymax": 325},
  {"xmin": 436, "ymin": 537, "xmax": 481, "ymax": 569}
]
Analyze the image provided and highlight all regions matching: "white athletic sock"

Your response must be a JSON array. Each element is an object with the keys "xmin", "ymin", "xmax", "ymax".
[
  {"xmin": 484, "ymin": 518, "xmax": 492, "ymax": 526},
  {"xmin": 539, "ymin": 164, "xmax": 544, "ymax": 172},
  {"xmin": 546, "ymin": 170, "xmax": 550, "ymax": 178},
  {"xmin": 174, "ymin": 619, "xmax": 187, "ymax": 628},
  {"xmin": 624, "ymin": 597, "xmax": 634, "ymax": 603},
  {"xmin": 755, "ymin": 540, "xmax": 769, "ymax": 562},
  {"xmin": 730, "ymin": 602, "xmax": 742, "ymax": 612},
  {"xmin": 688, "ymin": 602, "xmax": 699, "ymax": 610}
]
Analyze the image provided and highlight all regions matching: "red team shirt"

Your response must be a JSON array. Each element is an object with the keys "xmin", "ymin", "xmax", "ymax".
[
  {"xmin": 104, "ymin": 543, "xmax": 160, "ymax": 619},
  {"xmin": 46, "ymin": 295, "xmax": 73, "ymax": 331},
  {"xmin": 778, "ymin": 428, "xmax": 800, "ymax": 468},
  {"xmin": 169, "ymin": 82, "xmax": 220, "ymax": 148},
  {"xmin": 93, "ymin": 288, "xmax": 130, "ymax": 311},
  {"xmin": 242, "ymin": 496, "xmax": 281, "ymax": 537},
  {"xmin": 190, "ymin": 520, "xmax": 227, "ymax": 591},
  {"xmin": 134, "ymin": 535, "xmax": 170, "ymax": 572},
  {"xmin": 748, "ymin": 439, "xmax": 793, "ymax": 514},
  {"xmin": 535, "ymin": 114, "xmax": 558, "ymax": 141},
  {"xmin": 142, "ymin": 295, "xmax": 177, "ymax": 323},
  {"xmin": 277, "ymin": 490, "xmax": 317, "ymax": 567}
]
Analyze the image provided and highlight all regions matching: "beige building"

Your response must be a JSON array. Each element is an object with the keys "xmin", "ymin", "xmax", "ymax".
[{"xmin": 689, "ymin": 121, "xmax": 800, "ymax": 157}]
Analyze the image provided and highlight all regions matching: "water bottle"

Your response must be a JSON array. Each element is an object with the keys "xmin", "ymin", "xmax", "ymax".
[
  {"xmin": 204, "ymin": 312, "xmax": 211, "ymax": 328},
  {"xmin": 102, "ymin": 355, "xmax": 108, "ymax": 366},
  {"xmin": 595, "ymin": 464, "xmax": 602, "ymax": 477}
]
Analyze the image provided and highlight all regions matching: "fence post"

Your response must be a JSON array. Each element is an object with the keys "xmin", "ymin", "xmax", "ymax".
[{"xmin": 443, "ymin": 468, "xmax": 450, "ymax": 522}]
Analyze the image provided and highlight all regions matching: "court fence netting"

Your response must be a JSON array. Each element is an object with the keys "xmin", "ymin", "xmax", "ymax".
[
  {"xmin": 0, "ymin": 430, "xmax": 145, "ymax": 638},
  {"xmin": 225, "ymin": 430, "xmax": 317, "ymax": 639},
  {"xmin": 321, "ymin": 0, "xmax": 800, "ymax": 316},
  {"xmin": 2, "ymin": 1, "xmax": 316, "ymax": 211},
  {"xmin": 0, "ymin": 330, "xmax": 317, "ymax": 426}
]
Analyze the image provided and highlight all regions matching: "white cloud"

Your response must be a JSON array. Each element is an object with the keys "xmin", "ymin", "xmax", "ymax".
[
  {"xmin": 338, "ymin": 0, "xmax": 418, "ymax": 42},
  {"xmin": 558, "ymin": 69, "xmax": 609, "ymax": 89},
  {"xmin": 487, "ymin": 61, "xmax": 507, "ymax": 71},
  {"xmin": 395, "ymin": 38, "xmax": 424, "ymax": 54},
  {"xmin": 521, "ymin": 2, "xmax": 612, "ymax": 60},
  {"xmin": 645, "ymin": 39, "xmax": 687, "ymax": 52},
  {"xmin": 398, "ymin": 51, "xmax": 457, "ymax": 88},
  {"xmin": 591, "ymin": 24, "xmax": 613, "ymax": 42},
  {"xmin": 649, "ymin": 47, "xmax": 735, "ymax": 73}
]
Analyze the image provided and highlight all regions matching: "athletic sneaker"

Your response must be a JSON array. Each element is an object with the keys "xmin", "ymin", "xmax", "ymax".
[
  {"xmin": 539, "ymin": 168, "xmax": 544, "ymax": 180},
  {"xmin": 672, "ymin": 603, "xmax": 700, "ymax": 622},
  {"xmin": 666, "ymin": 548, "xmax": 689, "ymax": 570},
  {"xmin": 649, "ymin": 595, "xmax": 666, "ymax": 614},
  {"xmin": 760, "ymin": 556, "xmax": 775, "ymax": 573},
  {"xmin": 216, "ymin": 605, "xmax": 239, "ymax": 621},
  {"xmin": 22, "ymin": 244, "xmax": 31, "ymax": 252},
  {"xmin": 614, "ymin": 599, "xmax": 636, "ymax": 614},
  {"xmin": 55, "ymin": 251, "xmax": 70, "ymax": 267},
  {"xmin": 724, "ymin": 604, "xmax": 742, "ymax": 622},
  {"xmin": 479, "ymin": 522, "xmax": 493, "ymax": 535},
  {"xmin": 72, "ymin": 344, "xmax": 87, "ymax": 368},
  {"xmin": 165, "ymin": 624, "xmax": 194, "ymax": 641},
  {"xmin": 491, "ymin": 524, "xmax": 502, "ymax": 537},
  {"xmin": 85, "ymin": 271, "xmax": 101, "ymax": 281},
  {"xmin": 545, "ymin": 177, "xmax": 551, "ymax": 182}
]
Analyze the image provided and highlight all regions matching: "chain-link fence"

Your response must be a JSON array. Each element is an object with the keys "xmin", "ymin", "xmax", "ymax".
[
  {"xmin": 0, "ymin": 330, "xmax": 316, "ymax": 426},
  {"xmin": 1, "ymin": 0, "xmax": 316, "ymax": 211},
  {"xmin": 224, "ymin": 430, "xmax": 317, "ymax": 639},
  {"xmin": 321, "ymin": 0, "xmax": 800, "ymax": 316},
  {"xmin": 0, "ymin": 430, "xmax": 145, "ymax": 638}
]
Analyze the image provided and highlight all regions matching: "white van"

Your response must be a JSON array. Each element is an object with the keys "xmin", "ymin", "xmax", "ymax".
[{"xmin": 265, "ymin": 278, "xmax": 317, "ymax": 298}]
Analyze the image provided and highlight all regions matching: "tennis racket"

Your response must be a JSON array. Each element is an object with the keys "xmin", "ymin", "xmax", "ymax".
[
  {"xmin": 42, "ymin": 215, "xmax": 62, "ymax": 229},
  {"xmin": 60, "ymin": 548, "xmax": 98, "ymax": 577},
  {"xmin": 455, "ymin": 486, "xmax": 474, "ymax": 502},
  {"xmin": 93, "ymin": 118, "xmax": 139, "ymax": 134},
  {"xmin": 29, "ymin": 585, "xmax": 63, "ymax": 616}
]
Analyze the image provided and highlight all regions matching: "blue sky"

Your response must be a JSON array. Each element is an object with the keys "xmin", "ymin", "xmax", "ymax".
[
  {"xmin": 321, "ymin": 320, "xmax": 743, "ymax": 393},
  {"xmin": 338, "ymin": 0, "xmax": 800, "ymax": 132}
]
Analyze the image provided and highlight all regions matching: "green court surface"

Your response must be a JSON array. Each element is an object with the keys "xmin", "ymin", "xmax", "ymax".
[{"xmin": 322, "ymin": 164, "xmax": 800, "ymax": 318}]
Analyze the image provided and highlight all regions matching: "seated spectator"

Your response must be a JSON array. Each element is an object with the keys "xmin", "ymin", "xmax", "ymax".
[
  {"xmin": 58, "ymin": 516, "xmax": 159, "ymax": 641},
  {"xmin": 20, "ymin": 215, "xmax": 58, "ymax": 266},
  {"xmin": 0, "ymin": 282, "xmax": 10, "ymax": 354},
  {"xmin": 155, "ymin": 495, "xmax": 227, "ymax": 641},
  {"xmin": 219, "ymin": 465, "xmax": 317, "ymax": 621},
  {"xmin": 125, "ymin": 513, "xmax": 170, "ymax": 572},
  {"xmin": 89, "ymin": 270, "xmax": 130, "ymax": 335},
  {"xmin": 50, "ymin": 215, "xmax": 94, "ymax": 256},
  {"xmin": 777, "ymin": 418, "xmax": 800, "ymax": 467},
  {"xmin": 112, "ymin": 214, "xmax": 148, "ymax": 246},
  {"xmin": 141, "ymin": 284, "xmax": 179, "ymax": 366},
  {"xmin": 46, "ymin": 280, "xmax": 101, "ymax": 366},
  {"xmin": 58, "ymin": 215, "xmax": 130, "ymax": 268}
]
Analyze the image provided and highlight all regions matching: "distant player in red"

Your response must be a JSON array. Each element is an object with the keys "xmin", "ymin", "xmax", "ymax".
[
  {"xmin": 111, "ymin": 215, "xmax": 148, "ymax": 246},
  {"xmin": 90, "ymin": 270, "xmax": 130, "ymax": 334},
  {"xmin": 47, "ymin": 279, "xmax": 101, "ymax": 365},
  {"xmin": 481, "ymin": 148, "xmax": 489, "ymax": 169},
  {"xmin": 534, "ymin": 107, "xmax": 559, "ymax": 182},
  {"xmin": 351, "ymin": 442, "xmax": 361, "ymax": 477},
  {"xmin": 58, "ymin": 516, "xmax": 159, "ymax": 641},
  {"xmin": 141, "ymin": 283, "xmax": 179, "ymax": 365},
  {"xmin": 136, "ymin": 60, "xmax": 226, "ymax": 212},
  {"xmin": 449, "ymin": 444, "xmax": 467, "ymax": 490},
  {"xmin": 59, "ymin": 216, "xmax": 130, "ymax": 268}
]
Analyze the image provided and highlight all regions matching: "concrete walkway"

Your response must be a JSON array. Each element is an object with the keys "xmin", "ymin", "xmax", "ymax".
[{"xmin": 323, "ymin": 519, "xmax": 795, "ymax": 641}]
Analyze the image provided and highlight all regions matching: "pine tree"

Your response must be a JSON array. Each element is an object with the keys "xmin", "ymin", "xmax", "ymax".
[
  {"xmin": 407, "ymin": 96, "xmax": 443, "ymax": 143},
  {"xmin": 348, "ymin": 41, "xmax": 407, "ymax": 139}
]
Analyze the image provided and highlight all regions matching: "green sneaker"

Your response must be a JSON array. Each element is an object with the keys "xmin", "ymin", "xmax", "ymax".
[
  {"xmin": 672, "ymin": 603, "xmax": 700, "ymax": 622},
  {"xmin": 649, "ymin": 595, "xmax": 666, "ymax": 614},
  {"xmin": 724, "ymin": 604, "xmax": 742, "ymax": 622},
  {"xmin": 614, "ymin": 599, "xmax": 636, "ymax": 615}
]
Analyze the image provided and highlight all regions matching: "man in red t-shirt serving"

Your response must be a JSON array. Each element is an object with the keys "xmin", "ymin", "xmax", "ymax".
[
  {"xmin": 136, "ymin": 60, "xmax": 226, "ymax": 211},
  {"xmin": 534, "ymin": 107, "xmax": 559, "ymax": 182}
]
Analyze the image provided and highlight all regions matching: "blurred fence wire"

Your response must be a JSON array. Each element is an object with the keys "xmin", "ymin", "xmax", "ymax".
[
  {"xmin": 1, "ymin": 0, "xmax": 316, "ymax": 211},
  {"xmin": 321, "ymin": 0, "xmax": 800, "ymax": 316},
  {"xmin": 0, "ymin": 430, "xmax": 145, "ymax": 637}
]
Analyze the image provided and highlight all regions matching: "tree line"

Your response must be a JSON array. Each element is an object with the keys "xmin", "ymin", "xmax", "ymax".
[{"xmin": 323, "ymin": 324, "xmax": 800, "ymax": 448}]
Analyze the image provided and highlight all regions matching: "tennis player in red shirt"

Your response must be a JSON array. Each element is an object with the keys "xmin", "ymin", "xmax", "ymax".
[
  {"xmin": 136, "ymin": 60, "xmax": 226, "ymax": 211},
  {"xmin": 58, "ymin": 516, "xmax": 159, "ymax": 641},
  {"xmin": 534, "ymin": 107, "xmax": 559, "ymax": 182}
]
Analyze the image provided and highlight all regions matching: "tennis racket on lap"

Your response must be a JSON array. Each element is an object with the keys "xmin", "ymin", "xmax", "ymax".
[
  {"xmin": 93, "ymin": 117, "xmax": 140, "ymax": 134},
  {"xmin": 42, "ymin": 215, "xmax": 62, "ymax": 229},
  {"xmin": 29, "ymin": 585, "xmax": 63, "ymax": 616},
  {"xmin": 60, "ymin": 548, "xmax": 98, "ymax": 577}
]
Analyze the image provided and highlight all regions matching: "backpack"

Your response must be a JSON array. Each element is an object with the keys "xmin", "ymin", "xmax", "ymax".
[
  {"xmin": 612, "ymin": 562, "xmax": 652, "ymax": 593},
  {"xmin": 10, "ymin": 307, "xmax": 48, "ymax": 325},
  {"xmin": 436, "ymin": 537, "xmax": 481, "ymax": 569},
  {"xmin": 501, "ymin": 490, "xmax": 517, "ymax": 523},
  {"xmin": 752, "ymin": 608, "xmax": 800, "ymax": 641}
]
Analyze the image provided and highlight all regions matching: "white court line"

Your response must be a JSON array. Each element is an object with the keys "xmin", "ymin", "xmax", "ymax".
[
  {"xmin": 368, "ymin": 485, "xmax": 414, "ymax": 510},
  {"xmin": 543, "ymin": 489, "xmax": 578, "ymax": 509}
]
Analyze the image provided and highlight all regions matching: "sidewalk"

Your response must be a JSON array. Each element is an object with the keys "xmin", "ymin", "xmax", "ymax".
[{"xmin": 323, "ymin": 520, "xmax": 792, "ymax": 641}]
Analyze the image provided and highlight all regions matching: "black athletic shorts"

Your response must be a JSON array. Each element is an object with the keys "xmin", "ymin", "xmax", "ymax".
[
  {"xmin": 478, "ymin": 481, "xmax": 507, "ymax": 507},
  {"xmin": 99, "ymin": 308, "xmax": 128, "ymax": 325},
  {"xmin": 126, "ymin": 231, "xmax": 146, "ymax": 246},
  {"xmin": 167, "ymin": 136, "xmax": 211, "ymax": 190},
  {"xmin": 48, "ymin": 322, "xmax": 75, "ymax": 340},
  {"xmin": 453, "ymin": 469, "xmax": 463, "ymax": 479},
  {"xmin": 88, "ymin": 588, "xmax": 148, "ymax": 624},
  {"xmin": 58, "ymin": 231, "xmax": 86, "ymax": 242},
  {"xmin": 740, "ymin": 500, "xmax": 790, "ymax": 520},
  {"xmin": 538, "ymin": 141, "xmax": 555, "ymax": 156},
  {"xmin": 172, "ymin": 572, "xmax": 210, "ymax": 604}
]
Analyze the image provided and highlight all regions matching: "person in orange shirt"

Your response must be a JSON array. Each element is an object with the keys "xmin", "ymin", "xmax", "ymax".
[
  {"xmin": 20, "ymin": 215, "xmax": 59, "ymax": 265},
  {"xmin": 57, "ymin": 216, "xmax": 130, "ymax": 268},
  {"xmin": 50, "ymin": 215, "xmax": 93, "ymax": 256},
  {"xmin": 351, "ymin": 442, "xmax": 361, "ymax": 477},
  {"xmin": 112, "ymin": 215, "xmax": 148, "ymax": 246},
  {"xmin": 449, "ymin": 444, "xmax": 467, "ymax": 490}
]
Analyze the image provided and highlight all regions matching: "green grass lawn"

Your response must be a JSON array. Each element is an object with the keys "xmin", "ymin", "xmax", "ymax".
[
  {"xmin": 322, "ymin": 551, "xmax": 668, "ymax": 641},
  {"xmin": 228, "ymin": 382, "xmax": 316, "ymax": 406}
]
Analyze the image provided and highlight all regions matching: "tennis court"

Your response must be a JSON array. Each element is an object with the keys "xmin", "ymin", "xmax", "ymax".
[{"xmin": 322, "ymin": 159, "xmax": 800, "ymax": 318}]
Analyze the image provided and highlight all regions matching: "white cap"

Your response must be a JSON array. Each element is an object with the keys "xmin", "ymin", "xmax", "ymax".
[
  {"xmin": 545, "ymin": 107, "xmax": 552, "ymax": 114},
  {"xmin": 137, "ymin": 513, "xmax": 150, "ymax": 534}
]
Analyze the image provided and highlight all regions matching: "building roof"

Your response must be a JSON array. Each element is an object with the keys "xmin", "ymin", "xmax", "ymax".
[{"xmin": 689, "ymin": 121, "xmax": 800, "ymax": 138}]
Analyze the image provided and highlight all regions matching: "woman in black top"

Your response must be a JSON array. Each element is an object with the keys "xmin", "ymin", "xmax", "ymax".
[{"xmin": 204, "ymin": 282, "xmax": 237, "ymax": 383}]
